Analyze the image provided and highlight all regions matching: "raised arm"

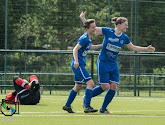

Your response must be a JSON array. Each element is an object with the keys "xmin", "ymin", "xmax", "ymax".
[
  {"xmin": 79, "ymin": 11, "xmax": 87, "ymax": 24},
  {"xmin": 79, "ymin": 11, "xmax": 103, "ymax": 35},
  {"xmin": 126, "ymin": 42, "xmax": 155, "ymax": 52}
]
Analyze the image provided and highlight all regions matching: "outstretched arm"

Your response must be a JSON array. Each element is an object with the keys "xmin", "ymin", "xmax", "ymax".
[
  {"xmin": 79, "ymin": 11, "xmax": 103, "ymax": 35},
  {"xmin": 126, "ymin": 42, "xmax": 155, "ymax": 52},
  {"xmin": 90, "ymin": 44, "xmax": 102, "ymax": 50}
]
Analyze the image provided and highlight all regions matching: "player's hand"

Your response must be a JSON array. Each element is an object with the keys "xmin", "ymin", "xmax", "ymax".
[
  {"xmin": 74, "ymin": 61, "xmax": 79, "ymax": 69},
  {"xmin": 79, "ymin": 11, "xmax": 86, "ymax": 19},
  {"xmin": 147, "ymin": 45, "xmax": 155, "ymax": 52}
]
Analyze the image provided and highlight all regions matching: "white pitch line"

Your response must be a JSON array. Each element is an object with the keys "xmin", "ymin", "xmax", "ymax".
[
  {"xmin": 17, "ymin": 110, "xmax": 165, "ymax": 114},
  {"xmin": 1, "ymin": 111, "xmax": 165, "ymax": 118},
  {"xmin": 1, "ymin": 109, "xmax": 165, "ymax": 114},
  {"xmin": 114, "ymin": 110, "xmax": 165, "ymax": 112},
  {"xmin": 0, "ymin": 114, "xmax": 164, "ymax": 118}
]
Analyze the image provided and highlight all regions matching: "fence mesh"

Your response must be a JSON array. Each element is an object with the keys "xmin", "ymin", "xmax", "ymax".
[{"xmin": 0, "ymin": 0, "xmax": 165, "ymax": 96}]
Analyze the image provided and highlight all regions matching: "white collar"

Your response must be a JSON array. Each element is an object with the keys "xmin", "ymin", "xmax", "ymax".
[{"xmin": 114, "ymin": 32, "xmax": 122, "ymax": 37}]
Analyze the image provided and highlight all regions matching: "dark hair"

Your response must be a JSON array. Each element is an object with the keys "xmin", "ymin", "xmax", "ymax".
[
  {"xmin": 84, "ymin": 19, "xmax": 95, "ymax": 29},
  {"xmin": 111, "ymin": 17, "xmax": 127, "ymax": 25}
]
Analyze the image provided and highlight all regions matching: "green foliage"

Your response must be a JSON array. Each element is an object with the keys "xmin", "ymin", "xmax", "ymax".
[
  {"xmin": 153, "ymin": 67, "xmax": 165, "ymax": 74},
  {"xmin": 1, "ymin": 0, "xmax": 165, "ymax": 86}
]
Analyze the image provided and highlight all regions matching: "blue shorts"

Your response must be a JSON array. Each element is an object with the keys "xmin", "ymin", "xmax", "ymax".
[
  {"xmin": 71, "ymin": 63, "xmax": 92, "ymax": 84},
  {"xmin": 97, "ymin": 59, "xmax": 119, "ymax": 84}
]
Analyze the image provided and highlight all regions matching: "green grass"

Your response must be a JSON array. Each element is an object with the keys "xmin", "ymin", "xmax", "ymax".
[{"xmin": 0, "ymin": 95, "xmax": 165, "ymax": 125}]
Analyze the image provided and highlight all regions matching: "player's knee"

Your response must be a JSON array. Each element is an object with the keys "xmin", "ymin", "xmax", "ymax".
[
  {"xmin": 101, "ymin": 84, "xmax": 109, "ymax": 91},
  {"xmin": 86, "ymin": 79, "xmax": 95, "ymax": 89},
  {"xmin": 73, "ymin": 85, "xmax": 82, "ymax": 92},
  {"xmin": 87, "ymin": 83, "xmax": 94, "ymax": 90},
  {"xmin": 110, "ymin": 82, "xmax": 117, "ymax": 90}
]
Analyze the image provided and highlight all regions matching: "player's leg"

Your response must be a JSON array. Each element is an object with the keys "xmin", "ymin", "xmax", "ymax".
[
  {"xmin": 91, "ymin": 86, "xmax": 104, "ymax": 97},
  {"xmin": 29, "ymin": 75, "xmax": 39, "ymax": 83},
  {"xmin": 5, "ymin": 91, "xmax": 18, "ymax": 104},
  {"xmin": 91, "ymin": 60, "xmax": 105, "ymax": 97},
  {"xmin": 63, "ymin": 63, "xmax": 85, "ymax": 113},
  {"xmin": 11, "ymin": 76, "xmax": 29, "ymax": 104},
  {"xmin": 100, "ymin": 64, "xmax": 119, "ymax": 113},
  {"xmin": 85, "ymin": 79, "xmax": 94, "ymax": 108},
  {"xmin": 63, "ymin": 64, "xmax": 89, "ymax": 113},
  {"xmin": 74, "ymin": 65, "xmax": 97, "ymax": 113},
  {"xmin": 63, "ymin": 84, "xmax": 82, "ymax": 113},
  {"xmin": 13, "ymin": 76, "xmax": 30, "ymax": 91},
  {"xmin": 29, "ymin": 75, "xmax": 40, "ymax": 94},
  {"xmin": 20, "ymin": 90, "xmax": 40, "ymax": 105},
  {"xmin": 66, "ymin": 83, "xmax": 82, "ymax": 107},
  {"xmin": 100, "ymin": 82, "xmax": 117, "ymax": 113},
  {"xmin": 82, "ymin": 84, "xmax": 107, "ymax": 108},
  {"xmin": 13, "ymin": 76, "xmax": 39, "ymax": 105},
  {"xmin": 21, "ymin": 75, "xmax": 40, "ymax": 105},
  {"xmin": 84, "ymin": 79, "xmax": 98, "ymax": 113},
  {"xmin": 82, "ymin": 60, "xmax": 107, "ymax": 109}
]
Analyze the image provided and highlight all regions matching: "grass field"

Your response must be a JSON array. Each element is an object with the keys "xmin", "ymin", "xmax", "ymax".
[{"xmin": 0, "ymin": 94, "xmax": 165, "ymax": 125}]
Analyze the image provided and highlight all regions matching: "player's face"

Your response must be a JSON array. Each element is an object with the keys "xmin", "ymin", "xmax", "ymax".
[
  {"xmin": 88, "ymin": 22, "xmax": 96, "ymax": 35},
  {"xmin": 119, "ymin": 21, "xmax": 128, "ymax": 32}
]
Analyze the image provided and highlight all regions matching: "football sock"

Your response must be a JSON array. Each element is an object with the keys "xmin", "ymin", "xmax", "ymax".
[
  {"xmin": 66, "ymin": 89, "xmax": 77, "ymax": 107},
  {"xmin": 92, "ymin": 86, "xmax": 104, "ymax": 97},
  {"xmin": 85, "ymin": 89, "xmax": 92, "ymax": 108},
  {"xmin": 15, "ymin": 78, "xmax": 30, "ymax": 90},
  {"xmin": 30, "ymin": 75, "xmax": 39, "ymax": 83},
  {"xmin": 101, "ymin": 89, "xmax": 116, "ymax": 110},
  {"xmin": 6, "ymin": 92, "xmax": 15, "ymax": 100}
]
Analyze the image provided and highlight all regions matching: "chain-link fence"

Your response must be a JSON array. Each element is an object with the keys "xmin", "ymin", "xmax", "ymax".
[
  {"xmin": 0, "ymin": 0, "xmax": 165, "ymax": 96},
  {"xmin": 0, "ymin": 50, "xmax": 165, "ymax": 97},
  {"xmin": 1, "ymin": 0, "xmax": 165, "ymax": 50}
]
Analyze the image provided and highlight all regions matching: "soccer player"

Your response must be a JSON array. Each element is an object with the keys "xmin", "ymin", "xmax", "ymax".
[
  {"xmin": 5, "ymin": 75, "xmax": 40, "ymax": 105},
  {"xmin": 62, "ymin": 19, "xmax": 102, "ymax": 113},
  {"xmin": 80, "ymin": 11, "xmax": 155, "ymax": 113}
]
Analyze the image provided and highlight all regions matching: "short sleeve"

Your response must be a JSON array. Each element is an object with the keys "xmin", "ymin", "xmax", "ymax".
[
  {"xmin": 124, "ymin": 34, "xmax": 130, "ymax": 44},
  {"xmin": 77, "ymin": 37, "xmax": 87, "ymax": 47},
  {"xmin": 102, "ymin": 27, "xmax": 111, "ymax": 36}
]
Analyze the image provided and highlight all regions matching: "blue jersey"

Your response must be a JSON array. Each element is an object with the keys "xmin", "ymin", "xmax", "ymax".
[
  {"xmin": 98, "ymin": 27, "xmax": 130, "ymax": 64},
  {"xmin": 72, "ymin": 32, "xmax": 92, "ymax": 66}
]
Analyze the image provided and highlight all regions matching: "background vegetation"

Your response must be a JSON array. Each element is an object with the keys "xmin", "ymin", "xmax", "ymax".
[{"xmin": 0, "ymin": 0, "xmax": 165, "ymax": 89}]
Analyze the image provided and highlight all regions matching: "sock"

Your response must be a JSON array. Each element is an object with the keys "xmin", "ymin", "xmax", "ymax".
[
  {"xmin": 15, "ymin": 78, "xmax": 30, "ymax": 90},
  {"xmin": 66, "ymin": 89, "xmax": 77, "ymax": 107},
  {"xmin": 101, "ymin": 89, "xmax": 116, "ymax": 110},
  {"xmin": 85, "ymin": 89, "xmax": 92, "ymax": 108},
  {"xmin": 30, "ymin": 75, "xmax": 39, "ymax": 83},
  {"xmin": 6, "ymin": 92, "xmax": 15, "ymax": 100},
  {"xmin": 92, "ymin": 86, "xmax": 104, "ymax": 97}
]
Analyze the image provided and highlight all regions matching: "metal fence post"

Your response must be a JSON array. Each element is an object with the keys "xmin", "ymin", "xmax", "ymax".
[
  {"xmin": 4, "ymin": 0, "xmax": 8, "ymax": 94},
  {"xmin": 19, "ymin": 52, "xmax": 22, "ymax": 77},
  {"xmin": 49, "ymin": 75, "xmax": 52, "ymax": 95},
  {"xmin": 91, "ymin": 54, "xmax": 94, "ymax": 78},
  {"xmin": 1, "ymin": 74, "xmax": 2, "ymax": 94},
  {"xmin": 138, "ymin": 56, "xmax": 140, "ymax": 96},
  {"xmin": 134, "ymin": 0, "xmax": 139, "ymax": 97},
  {"xmin": 108, "ymin": 0, "xmax": 110, "ymax": 27},
  {"xmin": 149, "ymin": 76, "xmax": 151, "ymax": 97}
]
